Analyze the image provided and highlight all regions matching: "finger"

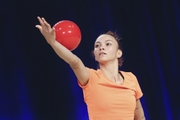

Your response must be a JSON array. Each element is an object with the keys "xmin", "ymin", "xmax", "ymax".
[
  {"xmin": 37, "ymin": 16, "xmax": 44, "ymax": 26},
  {"xmin": 44, "ymin": 19, "xmax": 51, "ymax": 28},
  {"xmin": 41, "ymin": 17, "xmax": 46, "ymax": 24},
  {"xmin": 52, "ymin": 28, "xmax": 56, "ymax": 34},
  {"xmin": 35, "ymin": 25, "xmax": 42, "ymax": 32},
  {"xmin": 42, "ymin": 17, "xmax": 51, "ymax": 28},
  {"xmin": 52, "ymin": 28, "xmax": 56, "ymax": 39}
]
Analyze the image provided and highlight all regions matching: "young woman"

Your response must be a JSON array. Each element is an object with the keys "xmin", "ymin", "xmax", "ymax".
[{"xmin": 36, "ymin": 16, "xmax": 146, "ymax": 120}]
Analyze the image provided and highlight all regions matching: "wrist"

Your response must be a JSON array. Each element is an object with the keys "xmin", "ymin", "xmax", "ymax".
[{"xmin": 48, "ymin": 39, "xmax": 56, "ymax": 46}]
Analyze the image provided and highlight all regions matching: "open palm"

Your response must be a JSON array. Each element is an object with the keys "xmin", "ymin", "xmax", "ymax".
[{"xmin": 35, "ymin": 16, "xmax": 56, "ymax": 45}]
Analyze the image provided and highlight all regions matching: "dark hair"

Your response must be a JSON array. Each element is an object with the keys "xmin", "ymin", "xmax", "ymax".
[{"xmin": 105, "ymin": 31, "xmax": 124, "ymax": 67}]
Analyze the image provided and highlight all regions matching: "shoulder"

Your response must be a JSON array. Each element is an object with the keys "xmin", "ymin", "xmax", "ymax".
[
  {"xmin": 120, "ymin": 71, "xmax": 143, "ymax": 98},
  {"xmin": 87, "ymin": 68, "xmax": 101, "ymax": 77},
  {"xmin": 78, "ymin": 68, "xmax": 101, "ymax": 88},
  {"xmin": 120, "ymin": 70, "xmax": 137, "ymax": 79}
]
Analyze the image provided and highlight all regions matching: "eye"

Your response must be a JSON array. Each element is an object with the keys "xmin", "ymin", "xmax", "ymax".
[
  {"xmin": 94, "ymin": 44, "xmax": 99, "ymax": 48},
  {"xmin": 106, "ymin": 43, "xmax": 111, "ymax": 46}
]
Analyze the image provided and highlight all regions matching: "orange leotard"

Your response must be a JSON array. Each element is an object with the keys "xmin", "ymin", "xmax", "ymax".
[{"xmin": 78, "ymin": 68, "xmax": 143, "ymax": 120}]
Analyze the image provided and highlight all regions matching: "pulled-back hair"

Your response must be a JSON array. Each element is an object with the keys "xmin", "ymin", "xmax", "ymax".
[{"xmin": 105, "ymin": 31, "xmax": 124, "ymax": 67}]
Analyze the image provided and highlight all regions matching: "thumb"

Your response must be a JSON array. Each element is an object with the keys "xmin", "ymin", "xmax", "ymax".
[
  {"xmin": 52, "ymin": 27, "xmax": 55, "ymax": 32},
  {"xmin": 52, "ymin": 28, "xmax": 56, "ymax": 35},
  {"xmin": 35, "ymin": 25, "xmax": 42, "ymax": 31}
]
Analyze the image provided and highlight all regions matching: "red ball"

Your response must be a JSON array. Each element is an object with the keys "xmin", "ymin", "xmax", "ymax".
[{"xmin": 53, "ymin": 20, "xmax": 81, "ymax": 51}]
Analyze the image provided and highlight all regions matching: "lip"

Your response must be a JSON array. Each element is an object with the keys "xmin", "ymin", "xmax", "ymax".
[{"xmin": 99, "ymin": 52, "xmax": 106, "ymax": 56}]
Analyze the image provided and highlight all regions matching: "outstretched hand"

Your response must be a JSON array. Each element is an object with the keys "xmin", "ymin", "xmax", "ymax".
[{"xmin": 35, "ymin": 16, "xmax": 56, "ymax": 45}]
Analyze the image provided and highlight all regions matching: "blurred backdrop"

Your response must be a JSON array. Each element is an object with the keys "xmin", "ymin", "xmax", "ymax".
[{"xmin": 0, "ymin": 0, "xmax": 180, "ymax": 120}]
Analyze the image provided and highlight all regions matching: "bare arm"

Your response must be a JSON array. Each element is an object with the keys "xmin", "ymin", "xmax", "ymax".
[
  {"xmin": 35, "ymin": 16, "xmax": 89, "ymax": 85},
  {"xmin": 134, "ymin": 99, "xmax": 146, "ymax": 120}
]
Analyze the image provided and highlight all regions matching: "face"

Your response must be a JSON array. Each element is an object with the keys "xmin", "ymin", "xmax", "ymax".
[{"xmin": 93, "ymin": 34, "xmax": 122, "ymax": 64}]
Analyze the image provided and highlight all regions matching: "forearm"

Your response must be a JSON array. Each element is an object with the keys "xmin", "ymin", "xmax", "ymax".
[
  {"xmin": 50, "ymin": 40, "xmax": 78, "ymax": 66},
  {"xmin": 50, "ymin": 40, "xmax": 89, "ymax": 85}
]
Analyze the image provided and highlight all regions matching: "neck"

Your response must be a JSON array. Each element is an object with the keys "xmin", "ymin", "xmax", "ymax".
[
  {"xmin": 99, "ymin": 62, "xmax": 119, "ymax": 75},
  {"xmin": 99, "ymin": 61, "xmax": 123, "ymax": 84}
]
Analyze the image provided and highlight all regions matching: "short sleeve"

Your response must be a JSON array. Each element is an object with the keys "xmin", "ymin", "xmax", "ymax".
[
  {"xmin": 131, "ymin": 73, "xmax": 143, "ymax": 99},
  {"xmin": 77, "ymin": 68, "xmax": 96, "ymax": 89},
  {"xmin": 135, "ymin": 79, "xmax": 143, "ymax": 99}
]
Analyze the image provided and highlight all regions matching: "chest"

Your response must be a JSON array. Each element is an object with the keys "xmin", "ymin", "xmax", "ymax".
[{"xmin": 84, "ymin": 82, "xmax": 136, "ymax": 111}]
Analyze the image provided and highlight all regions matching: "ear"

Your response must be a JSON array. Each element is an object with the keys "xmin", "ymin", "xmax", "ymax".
[{"xmin": 117, "ymin": 50, "xmax": 122, "ymax": 58}]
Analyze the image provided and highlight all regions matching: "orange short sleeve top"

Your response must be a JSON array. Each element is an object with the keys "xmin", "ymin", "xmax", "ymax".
[{"xmin": 78, "ymin": 68, "xmax": 143, "ymax": 120}]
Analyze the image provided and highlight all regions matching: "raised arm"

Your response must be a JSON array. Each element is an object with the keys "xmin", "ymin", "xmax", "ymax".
[
  {"xmin": 134, "ymin": 99, "xmax": 146, "ymax": 120},
  {"xmin": 35, "ymin": 16, "xmax": 89, "ymax": 85}
]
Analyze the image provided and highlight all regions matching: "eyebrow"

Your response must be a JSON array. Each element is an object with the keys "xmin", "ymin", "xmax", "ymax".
[{"xmin": 95, "ymin": 40, "xmax": 113, "ymax": 44}]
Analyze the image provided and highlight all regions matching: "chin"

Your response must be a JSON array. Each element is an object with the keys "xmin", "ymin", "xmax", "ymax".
[{"xmin": 97, "ymin": 59, "xmax": 108, "ymax": 65}]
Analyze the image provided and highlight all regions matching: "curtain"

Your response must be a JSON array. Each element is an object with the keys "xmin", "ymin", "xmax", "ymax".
[{"xmin": 0, "ymin": 0, "xmax": 179, "ymax": 119}]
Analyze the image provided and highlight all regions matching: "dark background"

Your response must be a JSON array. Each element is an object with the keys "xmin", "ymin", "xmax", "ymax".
[{"xmin": 0, "ymin": 0, "xmax": 180, "ymax": 120}]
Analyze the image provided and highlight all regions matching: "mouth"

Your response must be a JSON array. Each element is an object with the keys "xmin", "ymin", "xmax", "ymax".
[{"xmin": 99, "ymin": 52, "xmax": 106, "ymax": 56}]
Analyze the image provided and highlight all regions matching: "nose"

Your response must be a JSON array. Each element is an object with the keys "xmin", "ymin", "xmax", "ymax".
[{"xmin": 100, "ymin": 45, "xmax": 105, "ymax": 50}]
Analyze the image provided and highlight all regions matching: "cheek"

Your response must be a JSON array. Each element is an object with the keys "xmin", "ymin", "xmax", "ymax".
[
  {"xmin": 108, "ymin": 48, "xmax": 117, "ymax": 54},
  {"xmin": 108, "ymin": 48, "xmax": 119, "ymax": 58},
  {"xmin": 93, "ymin": 50, "xmax": 98, "ymax": 58}
]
